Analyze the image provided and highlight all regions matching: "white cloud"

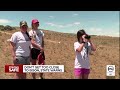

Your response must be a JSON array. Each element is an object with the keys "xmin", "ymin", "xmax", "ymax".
[
  {"xmin": 46, "ymin": 22, "xmax": 55, "ymax": 26},
  {"xmin": 74, "ymin": 22, "xmax": 80, "ymax": 25},
  {"xmin": 0, "ymin": 19, "xmax": 11, "ymax": 24},
  {"xmin": 89, "ymin": 28, "xmax": 102, "ymax": 32},
  {"xmin": 104, "ymin": 30, "xmax": 119, "ymax": 37},
  {"xmin": 89, "ymin": 28, "xmax": 105, "ymax": 36},
  {"xmin": 45, "ymin": 22, "xmax": 81, "ymax": 29},
  {"xmin": 73, "ymin": 13, "xmax": 79, "ymax": 16},
  {"xmin": 58, "ymin": 25, "xmax": 64, "ymax": 28},
  {"xmin": 49, "ymin": 16, "xmax": 54, "ymax": 18},
  {"xmin": 89, "ymin": 28, "xmax": 119, "ymax": 37}
]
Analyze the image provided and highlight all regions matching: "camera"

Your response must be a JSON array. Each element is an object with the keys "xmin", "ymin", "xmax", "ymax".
[{"xmin": 85, "ymin": 35, "xmax": 91, "ymax": 39}]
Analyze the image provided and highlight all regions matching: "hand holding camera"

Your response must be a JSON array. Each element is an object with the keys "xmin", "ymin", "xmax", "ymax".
[
  {"xmin": 82, "ymin": 34, "xmax": 91, "ymax": 43},
  {"xmin": 85, "ymin": 35, "xmax": 91, "ymax": 39}
]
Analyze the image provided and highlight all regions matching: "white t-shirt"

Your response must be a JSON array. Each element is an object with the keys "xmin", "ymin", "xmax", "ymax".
[
  {"xmin": 10, "ymin": 32, "xmax": 31, "ymax": 57},
  {"xmin": 29, "ymin": 29, "xmax": 44, "ymax": 49},
  {"xmin": 74, "ymin": 42, "xmax": 91, "ymax": 69}
]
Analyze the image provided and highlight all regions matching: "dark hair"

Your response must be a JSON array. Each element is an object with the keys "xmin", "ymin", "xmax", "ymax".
[{"xmin": 77, "ymin": 29, "xmax": 86, "ymax": 43}]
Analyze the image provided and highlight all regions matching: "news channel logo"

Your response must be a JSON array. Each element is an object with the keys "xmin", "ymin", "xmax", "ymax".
[{"xmin": 106, "ymin": 65, "xmax": 115, "ymax": 76}]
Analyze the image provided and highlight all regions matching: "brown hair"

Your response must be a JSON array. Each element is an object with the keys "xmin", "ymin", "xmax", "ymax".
[{"xmin": 77, "ymin": 29, "xmax": 86, "ymax": 43}]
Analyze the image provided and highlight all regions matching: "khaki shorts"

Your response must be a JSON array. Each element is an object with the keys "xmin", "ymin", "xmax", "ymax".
[{"xmin": 14, "ymin": 56, "xmax": 30, "ymax": 65}]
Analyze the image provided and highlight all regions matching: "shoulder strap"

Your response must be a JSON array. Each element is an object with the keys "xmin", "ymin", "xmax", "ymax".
[
  {"xmin": 86, "ymin": 42, "xmax": 89, "ymax": 56},
  {"xmin": 26, "ymin": 31, "xmax": 31, "ymax": 40}
]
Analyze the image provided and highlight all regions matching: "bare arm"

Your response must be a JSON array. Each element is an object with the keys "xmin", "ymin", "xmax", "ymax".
[
  {"xmin": 83, "ymin": 34, "xmax": 96, "ymax": 51},
  {"xmin": 89, "ymin": 40, "xmax": 96, "ymax": 51},
  {"xmin": 42, "ymin": 36, "xmax": 44, "ymax": 48},
  {"xmin": 76, "ymin": 35, "xmax": 86, "ymax": 52},
  {"xmin": 30, "ymin": 37, "xmax": 43, "ymax": 51},
  {"xmin": 76, "ymin": 43, "xmax": 85, "ymax": 52},
  {"xmin": 10, "ymin": 42, "xmax": 16, "ymax": 63},
  {"xmin": 10, "ymin": 42, "xmax": 16, "ymax": 57}
]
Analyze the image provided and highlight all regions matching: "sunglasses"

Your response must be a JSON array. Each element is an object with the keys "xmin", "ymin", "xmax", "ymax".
[{"xmin": 21, "ymin": 26, "xmax": 28, "ymax": 29}]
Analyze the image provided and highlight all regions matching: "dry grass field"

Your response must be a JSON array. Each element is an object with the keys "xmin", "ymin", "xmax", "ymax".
[{"xmin": 0, "ymin": 28, "xmax": 119, "ymax": 79}]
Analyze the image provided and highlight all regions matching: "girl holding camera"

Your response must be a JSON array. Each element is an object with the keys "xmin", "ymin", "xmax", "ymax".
[{"xmin": 74, "ymin": 29, "xmax": 96, "ymax": 79}]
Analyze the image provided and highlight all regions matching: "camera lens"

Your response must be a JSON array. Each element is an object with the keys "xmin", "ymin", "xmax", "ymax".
[{"xmin": 85, "ymin": 35, "xmax": 91, "ymax": 39}]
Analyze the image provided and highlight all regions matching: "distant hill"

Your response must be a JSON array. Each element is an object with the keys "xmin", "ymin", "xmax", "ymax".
[{"xmin": 0, "ymin": 25, "xmax": 16, "ymax": 31}]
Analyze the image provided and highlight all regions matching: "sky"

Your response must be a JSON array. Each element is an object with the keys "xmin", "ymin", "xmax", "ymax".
[{"xmin": 0, "ymin": 11, "xmax": 119, "ymax": 37}]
